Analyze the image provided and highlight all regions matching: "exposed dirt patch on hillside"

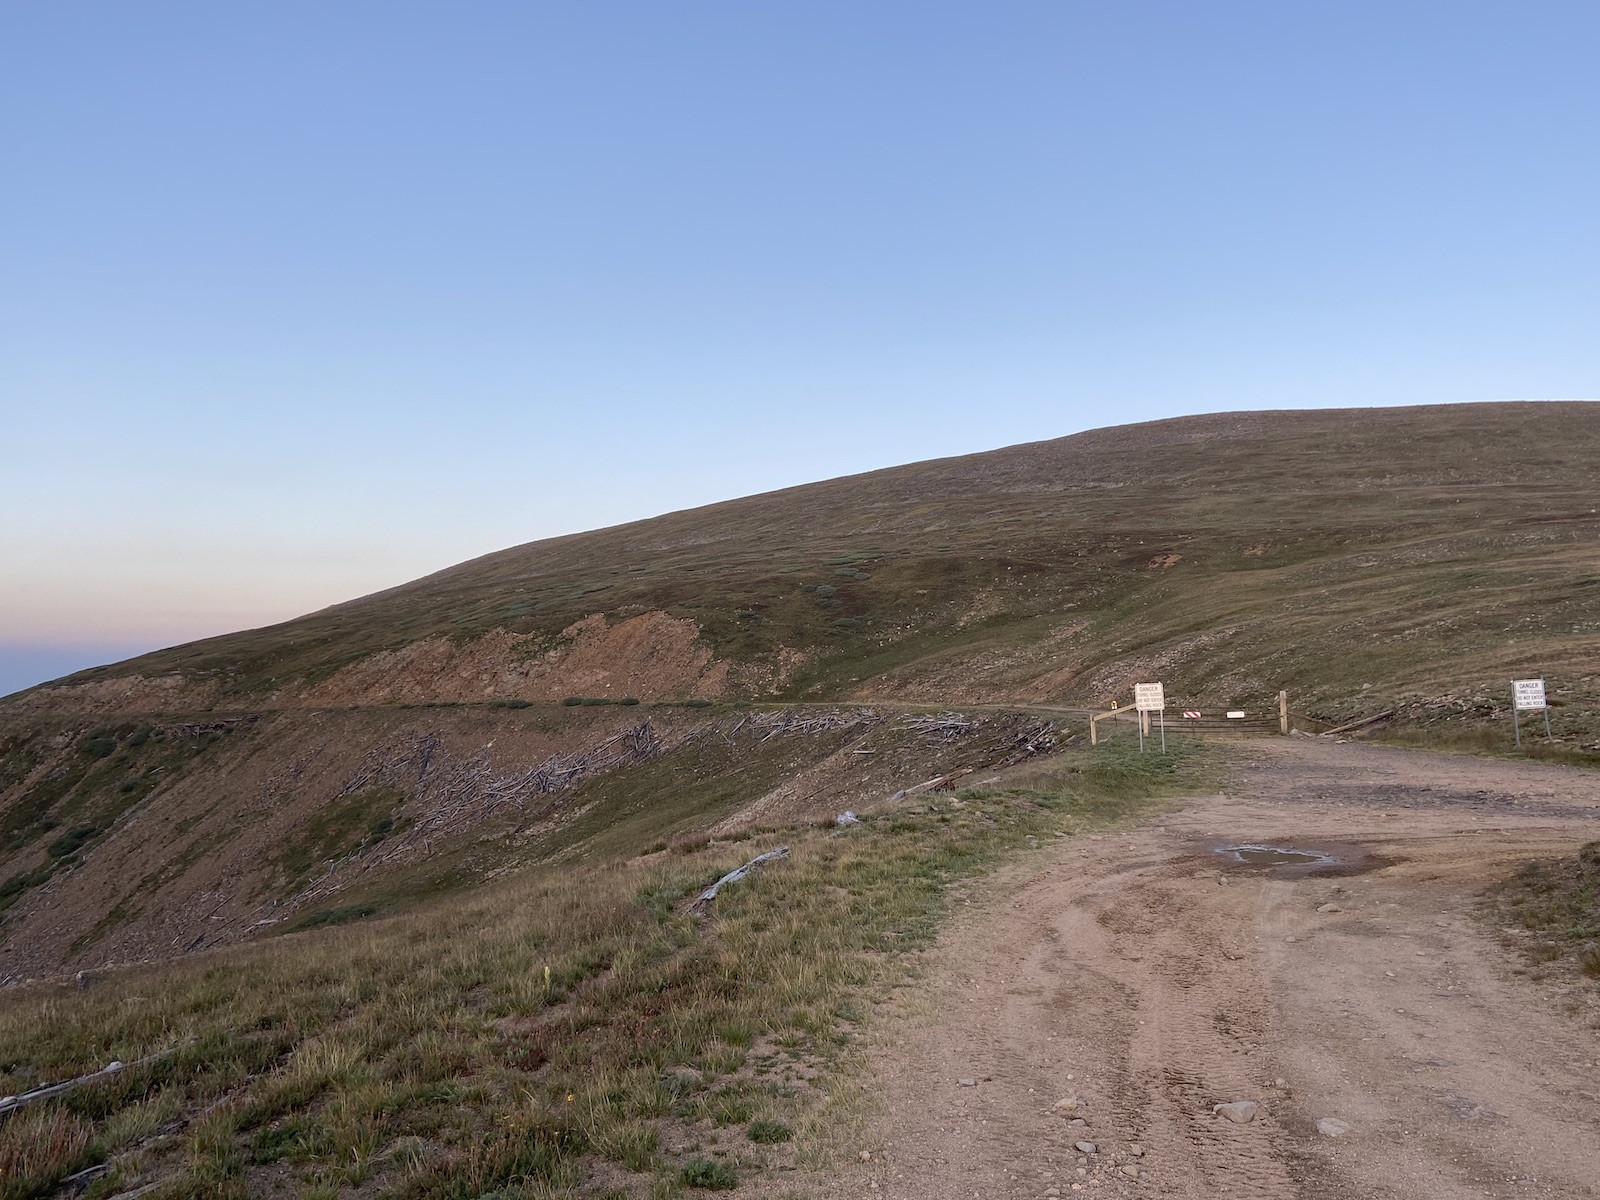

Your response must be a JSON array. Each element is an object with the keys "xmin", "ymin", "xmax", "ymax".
[
  {"xmin": 845, "ymin": 740, "xmax": 1600, "ymax": 1200},
  {"xmin": 5, "ymin": 672, "xmax": 221, "ymax": 717},
  {"xmin": 298, "ymin": 611, "xmax": 730, "ymax": 705}
]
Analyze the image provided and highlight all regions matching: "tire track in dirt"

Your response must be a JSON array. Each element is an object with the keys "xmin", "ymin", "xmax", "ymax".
[{"xmin": 839, "ymin": 739, "xmax": 1600, "ymax": 1200}]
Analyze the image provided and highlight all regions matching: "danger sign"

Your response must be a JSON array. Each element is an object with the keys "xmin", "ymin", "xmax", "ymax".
[
  {"xmin": 1512, "ymin": 679, "xmax": 1547, "ymax": 711},
  {"xmin": 1134, "ymin": 683, "xmax": 1165, "ymax": 712}
]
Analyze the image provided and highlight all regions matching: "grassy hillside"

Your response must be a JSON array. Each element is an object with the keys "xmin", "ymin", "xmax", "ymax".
[
  {"xmin": 2, "ymin": 401, "xmax": 1597, "ymax": 1198},
  {"xmin": 13, "ymin": 403, "xmax": 1600, "ymax": 741},
  {"xmin": 3, "ymin": 402, "xmax": 1596, "ymax": 978},
  {"xmin": 0, "ymin": 742, "xmax": 1207, "ymax": 1200}
]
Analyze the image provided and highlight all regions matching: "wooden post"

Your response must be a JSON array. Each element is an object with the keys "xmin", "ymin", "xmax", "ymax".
[
  {"xmin": 1090, "ymin": 711, "xmax": 1111, "ymax": 745},
  {"xmin": 1278, "ymin": 690, "xmax": 1289, "ymax": 735}
]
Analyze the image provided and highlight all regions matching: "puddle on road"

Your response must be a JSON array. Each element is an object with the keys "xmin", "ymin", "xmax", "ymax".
[{"xmin": 1216, "ymin": 844, "xmax": 1340, "ymax": 867}]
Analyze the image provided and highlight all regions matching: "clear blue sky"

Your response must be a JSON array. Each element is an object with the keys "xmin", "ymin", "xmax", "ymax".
[{"xmin": 3, "ymin": 2, "xmax": 1597, "ymax": 695}]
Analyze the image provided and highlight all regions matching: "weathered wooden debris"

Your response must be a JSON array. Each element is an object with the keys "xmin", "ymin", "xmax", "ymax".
[
  {"xmin": 0, "ymin": 1047, "xmax": 174, "ymax": 1118},
  {"xmin": 996, "ymin": 721, "xmax": 1057, "ymax": 765},
  {"xmin": 281, "ymin": 723, "xmax": 665, "ymax": 912},
  {"xmin": 747, "ymin": 709, "xmax": 881, "ymax": 741},
  {"xmin": 899, "ymin": 711, "xmax": 980, "ymax": 740},
  {"xmin": 687, "ymin": 847, "xmax": 790, "ymax": 915},
  {"xmin": 906, "ymin": 766, "xmax": 975, "ymax": 795},
  {"xmin": 339, "ymin": 722, "xmax": 663, "ymax": 851},
  {"xmin": 1320, "ymin": 710, "xmax": 1396, "ymax": 737}
]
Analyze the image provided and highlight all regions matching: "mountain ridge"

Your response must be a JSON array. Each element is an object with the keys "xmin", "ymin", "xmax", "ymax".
[{"xmin": 10, "ymin": 400, "xmax": 1598, "ymax": 722}]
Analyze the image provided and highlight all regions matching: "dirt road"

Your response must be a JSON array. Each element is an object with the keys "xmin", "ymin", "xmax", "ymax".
[{"xmin": 856, "ymin": 738, "xmax": 1600, "ymax": 1199}]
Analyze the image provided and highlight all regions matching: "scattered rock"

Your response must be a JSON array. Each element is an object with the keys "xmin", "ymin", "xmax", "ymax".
[
  {"xmin": 860, "ymin": 1150, "xmax": 873, "ymax": 1161},
  {"xmin": 1119, "ymin": 1165, "xmax": 1140, "ymax": 1179},
  {"xmin": 1316, "ymin": 1117, "xmax": 1351, "ymax": 1137},
  {"xmin": 1052, "ymin": 1096, "xmax": 1081, "ymax": 1112},
  {"xmin": 1316, "ymin": 903, "xmax": 1342, "ymax": 913},
  {"xmin": 1128, "ymin": 1143, "xmax": 1144, "ymax": 1157},
  {"xmin": 1074, "ymin": 1140, "xmax": 1097, "ymax": 1154},
  {"xmin": 1068, "ymin": 1118, "xmax": 1088, "ymax": 1127},
  {"xmin": 957, "ymin": 1078, "xmax": 977, "ymax": 1087},
  {"xmin": 1214, "ymin": 1100, "xmax": 1258, "ymax": 1124},
  {"xmin": 836, "ymin": 811, "xmax": 862, "ymax": 827}
]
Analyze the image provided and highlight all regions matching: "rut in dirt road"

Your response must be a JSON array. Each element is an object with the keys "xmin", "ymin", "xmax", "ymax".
[{"xmin": 856, "ymin": 739, "xmax": 1600, "ymax": 1200}]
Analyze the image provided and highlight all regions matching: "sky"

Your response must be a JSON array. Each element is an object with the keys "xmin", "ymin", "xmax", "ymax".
[{"xmin": 3, "ymin": 2, "xmax": 1598, "ymax": 696}]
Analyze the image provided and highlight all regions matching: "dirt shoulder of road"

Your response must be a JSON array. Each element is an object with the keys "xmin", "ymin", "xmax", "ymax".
[{"xmin": 817, "ymin": 738, "xmax": 1600, "ymax": 1200}]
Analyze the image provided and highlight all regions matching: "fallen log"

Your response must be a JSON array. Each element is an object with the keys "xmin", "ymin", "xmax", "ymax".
[
  {"xmin": 0, "ymin": 1047, "xmax": 175, "ymax": 1118},
  {"xmin": 687, "ymin": 847, "xmax": 790, "ymax": 916},
  {"xmin": 1319, "ymin": 710, "xmax": 1396, "ymax": 737}
]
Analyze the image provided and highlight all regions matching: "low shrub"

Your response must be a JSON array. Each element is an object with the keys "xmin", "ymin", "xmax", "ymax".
[
  {"xmin": 681, "ymin": 1158, "xmax": 737, "ymax": 1190},
  {"xmin": 47, "ymin": 826, "xmax": 100, "ymax": 860},
  {"xmin": 746, "ymin": 1119, "xmax": 792, "ymax": 1143}
]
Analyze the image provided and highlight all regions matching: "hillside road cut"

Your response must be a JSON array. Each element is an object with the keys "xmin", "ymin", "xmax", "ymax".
[{"xmin": 849, "ymin": 738, "xmax": 1600, "ymax": 1199}]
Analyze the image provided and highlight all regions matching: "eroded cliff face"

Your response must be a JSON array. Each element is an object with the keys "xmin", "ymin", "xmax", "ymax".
[
  {"xmin": 296, "ymin": 612, "xmax": 730, "ymax": 706},
  {"xmin": 6, "ymin": 672, "xmax": 225, "ymax": 718},
  {"xmin": 9, "ymin": 611, "xmax": 812, "ymax": 717}
]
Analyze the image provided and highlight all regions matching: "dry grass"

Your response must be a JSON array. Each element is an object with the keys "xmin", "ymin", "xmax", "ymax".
[
  {"xmin": 0, "ymin": 741, "xmax": 1207, "ymax": 1199},
  {"xmin": 1488, "ymin": 841, "xmax": 1600, "ymax": 983},
  {"xmin": 0, "ymin": 1107, "xmax": 93, "ymax": 1200}
]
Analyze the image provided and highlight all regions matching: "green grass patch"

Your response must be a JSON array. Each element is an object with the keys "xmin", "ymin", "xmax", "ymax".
[
  {"xmin": 289, "ymin": 903, "xmax": 379, "ymax": 932},
  {"xmin": 680, "ymin": 1158, "xmax": 738, "ymax": 1189},
  {"xmin": 271, "ymin": 786, "xmax": 405, "ymax": 890},
  {"xmin": 746, "ymin": 1119, "xmax": 792, "ymax": 1143}
]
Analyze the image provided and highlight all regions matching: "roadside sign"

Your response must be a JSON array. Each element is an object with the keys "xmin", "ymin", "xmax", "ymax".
[
  {"xmin": 1512, "ymin": 679, "xmax": 1547, "ymax": 711},
  {"xmin": 1182, "ymin": 711, "xmax": 1201, "ymax": 719},
  {"xmin": 1511, "ymin": 677, "xmax": 1553, "ymax": 749},
  {"xmin": 1226, "ymin": 711, "xmax": 1246, "ymax": 719},
  {"xmin": 1132, "ymin": 683, "xmax": 1166, "ymax": 754}
]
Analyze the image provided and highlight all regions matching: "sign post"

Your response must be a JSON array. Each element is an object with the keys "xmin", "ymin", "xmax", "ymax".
[
  {"xmin": 1511, "ymin": 678, "xmax": 1552, "ymax": 748},
  {"xmin": 1134, "ymin": 683, "xmax": 1166, "ymax": 754}
]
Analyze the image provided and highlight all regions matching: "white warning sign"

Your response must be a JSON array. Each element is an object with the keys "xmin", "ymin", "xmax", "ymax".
[
  {"xmin": 1512, "ymin": 679, "xmax": 1547, "ymax": 711},
  {"xmin": 1134, "ymin": 683, "xmax": 1165, "ymax": 712}
]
